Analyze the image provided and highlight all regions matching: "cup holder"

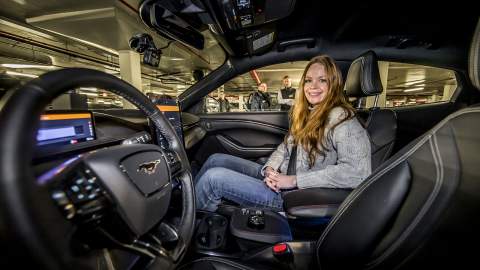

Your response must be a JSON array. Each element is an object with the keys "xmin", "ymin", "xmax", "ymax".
[{"xmin": 195, "ymin": 214, "xmax": 228, "ymax": 250}]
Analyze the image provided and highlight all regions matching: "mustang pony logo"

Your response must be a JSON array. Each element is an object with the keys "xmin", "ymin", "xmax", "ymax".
[{"xmin": 137, "ymin": 159, "xmax": 161, "ymax": 175}]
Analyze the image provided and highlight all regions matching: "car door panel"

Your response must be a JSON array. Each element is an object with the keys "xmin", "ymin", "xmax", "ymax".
[
  {"xmin": 216, "ymin": 134, "xmax": 277, "ymax": 158},
  {"xmin": 192, "ymin": 112, "xmax": 289, "ymax": 164}
]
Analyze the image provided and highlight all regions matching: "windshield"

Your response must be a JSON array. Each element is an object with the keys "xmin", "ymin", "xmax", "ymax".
[{"xmin": 0, "ymin": 4, "xmax": 225, "ymax": 109}]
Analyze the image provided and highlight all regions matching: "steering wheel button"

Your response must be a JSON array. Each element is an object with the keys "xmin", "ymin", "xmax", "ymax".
[
  {"xmin": 70, "ymin": 185, "xmax": 80, "ymax": 193},
  {"xmin": 85, "ymin": 185, "xmax": 93, "ymax": 191},
  {"xmin": 52, "ymin": 191, "xmax": 70, "ymax": 205},
  {"xmin": 52, "ymin": 191, "xmax": 66, "ymax": 200},
  {"xmin": 77, "ymin": 194, "xmax": 85, "ymax": 200},
  {"xmin": 63, "ymin": 204, "xmax": 76, "ymax": 220},
  {"xmin": 87, "ymin": 194, "xmax": 97, "ymax": 200},
  {"xmin": 87, "ymin": 177, "xmax": 97, "ymax": 184},
  {"xmin": 75, "ymin": 178, "xmax": 85, "ymax": 185}
]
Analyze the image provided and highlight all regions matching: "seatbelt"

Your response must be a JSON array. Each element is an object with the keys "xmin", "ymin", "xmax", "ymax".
[
  {"xmin": 286, "ymin": 145, "xmax": 297, "ymax": 175},
  {"xmin": 281, "ymin": 145, "xmax": 298, "ymax": 197}
]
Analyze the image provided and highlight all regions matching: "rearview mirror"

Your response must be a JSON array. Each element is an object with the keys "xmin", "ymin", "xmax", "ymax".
[{"xmin": 140, "ymin": 1, "xmax": 205, "ymax": 50}]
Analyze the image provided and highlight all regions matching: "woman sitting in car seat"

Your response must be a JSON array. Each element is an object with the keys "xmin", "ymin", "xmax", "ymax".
[{"xmin": 195, "ymin": 55, "xmax": 371, "ymax": 212}]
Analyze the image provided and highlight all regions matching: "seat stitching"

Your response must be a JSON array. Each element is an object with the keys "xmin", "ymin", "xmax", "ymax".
[
  {"xmin": 316, "ymin": 108, "xmax": 480, "ymax": 267},
  {"xmin": 365, "ymin": 134, "xmax": 444, "ymax": 268},
  {"xmin": 469, "ymin": 18, "xmax": 480, "ymax": 88},
  {"xmin": 317, "ymin": 135, "xmax": 432, "ymax": 247}
]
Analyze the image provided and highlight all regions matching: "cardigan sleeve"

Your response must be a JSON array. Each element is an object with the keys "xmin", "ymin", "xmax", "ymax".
[
  {"xmin": 261, "ymin": 137, "xmax": 290, "ymax": 175},
  {"xmin": 296, "ymin": 117, "xmax": 372, "ymax": 189}
]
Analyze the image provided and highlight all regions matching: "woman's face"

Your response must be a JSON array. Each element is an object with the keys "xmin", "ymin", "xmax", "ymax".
[{"xmin": 304, "ymin": 63, "xmax": 329, "ymax": 106}]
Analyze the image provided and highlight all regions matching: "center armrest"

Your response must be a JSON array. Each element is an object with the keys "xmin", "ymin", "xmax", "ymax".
[{"xmin": 283, "ymin": 188, "xmax": 353, "ymax": 218}]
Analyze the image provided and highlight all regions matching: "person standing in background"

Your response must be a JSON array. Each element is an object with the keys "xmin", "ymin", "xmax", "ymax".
[
  {"xmin": 277, "ymin": 75, "xmax": 296, "ymax": 111},
  {"xmin": 249, "ymin": 82, "xmax": 271, "ymax": 111},
  {"xmin": 218, "ymin": 92, "xmax": 230, "ymax": 112}
]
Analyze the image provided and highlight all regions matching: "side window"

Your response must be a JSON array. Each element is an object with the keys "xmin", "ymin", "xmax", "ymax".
[
  {"xmin": 204, "ymin": 61, "xmax": 308, "ymax": 113},
  {"xmin": 365, "ymin": 61, "xmax": 458, "ymax": 108}
]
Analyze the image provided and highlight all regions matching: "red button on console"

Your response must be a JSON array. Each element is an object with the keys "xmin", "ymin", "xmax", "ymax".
[{"xmin": 273, "ymin": 243, "xmax": 288, "ymax": 254}]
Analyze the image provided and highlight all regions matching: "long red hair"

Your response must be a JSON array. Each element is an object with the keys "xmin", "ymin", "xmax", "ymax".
[{"xmin": 289, "ymin": 55, "xmax": 355, "ymax": 167}]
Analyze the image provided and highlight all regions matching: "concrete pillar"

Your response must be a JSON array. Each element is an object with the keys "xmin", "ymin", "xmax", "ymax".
[
  {"xmin": 366, "ymin": 61, "xmax": 389, "ymax": 108},
  {"xmin": 119, "ymin": 50, "xmax": 142, "ymax": 109},
  {"xmin": 238, "ymin": 94, "xmax": 244, "ymax": 112},
  {"xmin": 441, "ymin": 84, "xmax": 456, "ymax": 101},
  {"xmin": 429, "ymin": 94, "xmax": 440, "ymax": 103}
]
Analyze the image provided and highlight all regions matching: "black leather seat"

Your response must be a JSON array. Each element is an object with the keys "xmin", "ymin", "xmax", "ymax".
[
  {"xmin": 183, "ymin": 18, "xmax": 480, "ymax": 269},
  {"xmin": 344, "ymin": 50, "xmax": 397, "ymax": 170},
  {"xmin": 284, "ymin": 51, "xmax": 397, "ymax": 219}
]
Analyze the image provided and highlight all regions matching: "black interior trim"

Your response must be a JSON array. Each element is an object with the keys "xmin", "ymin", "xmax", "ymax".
[
  {"xmin": 204, "ymin": 119, "xmax": 287, "ymax": 134},
  {"xmin": 216, "ymin": 135, "xmax": 276, "ymax": 157},
  {"xmin": 277, "ymin": 38, "xmax": 316, "ymax": 52}
]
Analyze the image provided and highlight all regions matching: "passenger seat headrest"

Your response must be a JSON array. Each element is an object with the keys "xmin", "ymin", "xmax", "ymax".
[
  {"xmin": 344, "ymin": 51, "xmax": 384, "ymax": 97},
  {"xmin": 469, "ymin": 18, "xmax": 480, "ymax": 90}
]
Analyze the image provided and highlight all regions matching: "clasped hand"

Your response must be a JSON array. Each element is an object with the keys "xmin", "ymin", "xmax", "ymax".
[{"xmin": 264, "ymin": 167, "xmax": 296, "ymax": 193}]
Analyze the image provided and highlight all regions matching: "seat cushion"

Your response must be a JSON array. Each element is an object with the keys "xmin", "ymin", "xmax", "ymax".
[{"xmin": 283, "ymin": 188, "xmax": 352, "ymax": 218}]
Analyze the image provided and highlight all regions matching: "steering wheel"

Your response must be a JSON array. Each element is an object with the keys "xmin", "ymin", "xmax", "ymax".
[{"xmin": 0, "ymin": 68, "xmax": 195, "ymax": 269}]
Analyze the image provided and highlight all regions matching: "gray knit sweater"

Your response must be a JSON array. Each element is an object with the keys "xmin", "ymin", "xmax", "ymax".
[{"xmin": 263, "ymin": 106, "xmax": 371, "ymax": 189}]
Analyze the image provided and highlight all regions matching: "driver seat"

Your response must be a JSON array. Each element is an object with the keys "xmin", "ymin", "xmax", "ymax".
[{"xmin": 181, "ymin": 18, "xmax": 480, "ymax": 269}]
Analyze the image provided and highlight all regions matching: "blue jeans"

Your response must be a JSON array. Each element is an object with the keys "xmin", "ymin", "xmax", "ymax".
[{"xmin": 195, "ymin": 153, "xmax": 284, "ymax": 212}]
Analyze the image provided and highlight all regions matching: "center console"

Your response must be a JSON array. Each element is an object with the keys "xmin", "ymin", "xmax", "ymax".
[
  {"xmin": 230, "ymin": 208, "xmax": 292, "ymax": 249},
  {"xmin": 194, "ymin": 208, "xmax": 317, "ymax": 269},
  {"xmin": 194, "ymin": 207, "xmax": 292, "ymax": 257}
]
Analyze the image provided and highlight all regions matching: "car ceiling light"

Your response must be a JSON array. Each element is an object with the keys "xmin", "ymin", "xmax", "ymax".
[{"xmin": 6, "ymin": 71, "xmax": 38, "ymax": 78}]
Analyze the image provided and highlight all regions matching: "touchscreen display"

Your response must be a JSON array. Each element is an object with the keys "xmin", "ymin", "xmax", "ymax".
[
  {"xmin": 156, "ymin": 99, "xmax": 184, "ymax": 146},
  {"xmin": 37, "ymin": 112, "xmax": 96, "ymax": 147}
]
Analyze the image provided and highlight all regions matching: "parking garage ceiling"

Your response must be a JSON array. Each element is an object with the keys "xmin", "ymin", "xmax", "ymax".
[
  {"xmin": 0, "ymin": 0, "xmax": 472, "ymax": 104},
  {"xmin": 0, "ymin": 0, "xmax": 226, "ymax": 93}
]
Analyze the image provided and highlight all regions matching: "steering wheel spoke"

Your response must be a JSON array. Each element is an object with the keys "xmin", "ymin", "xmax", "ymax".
[{"xmin": 162, "ymin": 149, "xmax": 183, "ymax": 175}]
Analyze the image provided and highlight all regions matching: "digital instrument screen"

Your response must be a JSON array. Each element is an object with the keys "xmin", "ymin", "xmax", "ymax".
[
  {"xmin": 37, "ymin": 112, "xmax": 96, "ymax": 147},
  {"xmin": 156, "ymin": 99, "xmax": 184, "ymax": 147}
]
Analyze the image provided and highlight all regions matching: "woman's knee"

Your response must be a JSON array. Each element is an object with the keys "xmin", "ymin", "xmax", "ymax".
[
  {"xmin": 204, "ymin": 153, "xmax": 230, "ymax": 168},
  {"xmin": 196, "ymin": 167, "xmax": 226, "ymax": 188}
]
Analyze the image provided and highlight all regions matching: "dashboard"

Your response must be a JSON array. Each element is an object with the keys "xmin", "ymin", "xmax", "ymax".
[
  {"xmin": 33, "ymin": 109, "xmax": 205, "ymax": 170},
  {"xmin": 37, "ymin": 111, "xmax": 96, "ymax": 147}
]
